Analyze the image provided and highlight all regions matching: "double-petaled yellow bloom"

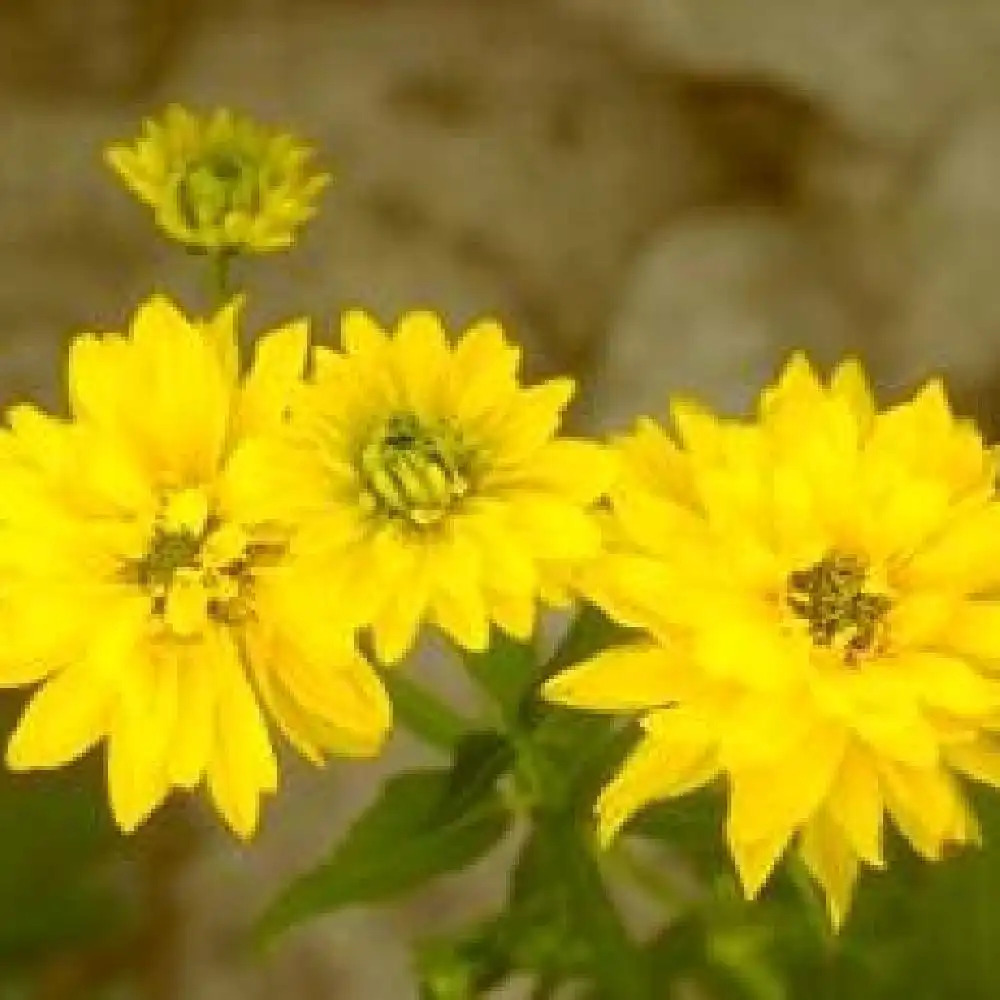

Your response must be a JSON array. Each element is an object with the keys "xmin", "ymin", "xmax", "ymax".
[
  {"xmin": 265, "ymin": 309, "xmax": 612, "ymax": 666},
  {"xmin": 0, "ymin": 297, "xmax": 390, "ymax": 837},
  {"xmin": 545, "ymin": 355, "xmax": 1000, "ymax": 925},
  {"xmin": 106, "ymin": 105, "xmax": 329, "ymax": 255}
]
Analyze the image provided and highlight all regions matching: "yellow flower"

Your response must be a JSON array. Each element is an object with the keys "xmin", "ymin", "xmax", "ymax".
[
  {"xmin": 544, "ymin": 354, "xmax": 1000, "ymax": 926},
  {"xmin": 269, "ymin": 309, "xmax": 612, "ymax": 666},
  {"xmin": 105, "ymin": 105, "xmax": 330, "ymax": 254},
  {"xmin": 0, "ymin": 296, "xmax": 390, "ymax": 837}
]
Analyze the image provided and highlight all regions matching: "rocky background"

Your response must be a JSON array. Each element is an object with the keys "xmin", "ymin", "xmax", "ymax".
[{"xmin": 4, "ymin": 0, "xmax": 1000, "ymax": 996}]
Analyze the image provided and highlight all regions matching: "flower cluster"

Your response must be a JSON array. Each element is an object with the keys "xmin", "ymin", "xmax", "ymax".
[
  {"xmin": 545, "ymin": 356, "xmax": 1000, "ymax": 924},
  {"xmin": 5, "ymin": 105, "xmax": 1000, "ymax": 937},
  {"xmin": 0, "ymin": 293, "xmax": 607, "ymax": 838}
]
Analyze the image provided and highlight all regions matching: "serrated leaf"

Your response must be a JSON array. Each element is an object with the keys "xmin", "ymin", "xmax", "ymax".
[{"xmin": 256, "ymin": 769, "xmax": 511, "ymax": 943}]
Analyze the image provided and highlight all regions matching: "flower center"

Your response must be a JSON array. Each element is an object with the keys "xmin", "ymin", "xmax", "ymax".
[
  {"xmin": 358, "ymin": 411, "xmax": 471, "ymax": 526},
  {"xmin": 124, "ymin": 489, "xmax": 281, "ymax": 638},
  {"xmin": 178, "ymin": 148, "xmax": 259, "ymax": 233},
  {"xmin": 786, "ymin": 552, "xmax": 892, "ymax": 664},
  {"xmin": 135, "ymin": 526, "xmax": 203, "ymax": 589}
]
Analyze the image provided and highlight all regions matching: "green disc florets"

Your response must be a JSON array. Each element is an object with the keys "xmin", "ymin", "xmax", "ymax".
[{"xmin": 359, "ymin": 411, "xmax": 472, "ymax": 526}]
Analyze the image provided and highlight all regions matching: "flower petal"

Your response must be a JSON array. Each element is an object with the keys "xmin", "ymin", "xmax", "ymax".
[
  {"xmin": 799, "ymin": 810, "xmax": 862, "ymax": 929},
  {"xmin": 107, "ymin": 647, "xmax": 177, "ymax": 832},
  {"xmin": 7, "ymin": 596, "xmax": 147, "ymax": 770},
  {"xmin": 543, "ymin": 642, "xmax": 697, "ymax": 712},
  {"xmin": 596, "ymin": 714, "xmax": 719, "ymax": 846},
  {"xmin": 205, "ymin": 629, "xmax": 277, "ymax": 838},
  {"xmin": 238, "ymin": 319, "xmax": 308, "ymax": 436}
]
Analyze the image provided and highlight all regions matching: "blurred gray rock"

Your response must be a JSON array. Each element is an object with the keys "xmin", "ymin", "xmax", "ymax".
[
  {"xmin": 0, "ymin": 0, "xmax": 193, "ymax": 99},
  {"xmin": 558, "ymin": 0, "xmax": 1000, "ymax": 144},
  {"xmin": 888, "ymin": 105, "xmax": 1000, "ymax": 390},
  {"xmin": 165, "ymin": 0, "xmax": 718, "ymax": 373},
  {"xmin": 583, "ymin": 210, "xmax": 858, "ymax": 431}
]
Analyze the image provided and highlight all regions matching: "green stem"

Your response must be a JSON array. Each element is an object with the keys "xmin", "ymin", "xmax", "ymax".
[
  {"xmin": 550, "ymin": 818, "xmax": 652, "ymax": 999},
  {"xmin": 378, "ymin": 670, "xmax": 471, "ymax": 753},
  {"xmin": 460, "ymin": 631, "xmax": 538, "ymax": 728},
  {"xmin": 508, "ymin": 730, "xmax": 548, "ymax": 807}
]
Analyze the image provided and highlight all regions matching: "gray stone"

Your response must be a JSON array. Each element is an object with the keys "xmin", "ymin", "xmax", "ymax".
[
  {"xmin": 558, "ymin": 0, "xmax": 1000, "ymax": 145},
  {"xmin": 0, "ymin": 0, "xmax": 193, "ymax": 98},
  {"xmin": 584, "ymin": 211, "xmax": 858, "ymax": 431},
  {"xmin": 889, "ymin": 105, "xmax": 1000, "ymax": 392},
  {"xmin": 167, "ymin": 0, "xmax": 716, "ymax": 372}
]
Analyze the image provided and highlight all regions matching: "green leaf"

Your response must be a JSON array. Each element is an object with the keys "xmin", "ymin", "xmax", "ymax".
[
  {"xmin": 518, "ymin": 708, "xmax": 629, "ymax": 815},
  {"xmin": 641, "ymin": 919, "xmax": 710, "ymax": 982},
  {"xmin": 549, "ymin": 818, "xmax": 652, "ymax": 999},
  {"xmin": 256, "ymin": 769, "xmax": 511, "ymax": 943},
  {"xmin": 541, "ymin": 602, "xmax": 635, "ymax": 681},
  {"xmin": 416, "ymin": 926, "xmax": 510, "ymax": 999},
  {"xmin": 415, "ymin": 816, "xmax": 652, "ymax": 999},
  {"xmin": 504, "ymin": 817, "xmax": 650, "ymax": 998},
  {"xmin": 0, "ymin": 981, "xmax": 32, "ymax": 1000},
  {"xmin": 511, "ymin": 603, "xmax": 638, "ymax": 811},
  {"xmin": 495, "ymin": 828, "xmax": 591, "ymax": 981},
  {"xmin": 630, "ymin": 785, "xmax": 730, "ymax": 880},
  {"xmin": 577, "ymin": 920, "xmax": 705, "ymax": 1000},
  {"xmin": 434, "ymin": 731, "xmax": 515, "ymax": 825},
  {"xmin": 800, "ymin": 790, "xmax": 1000, "ymax": 1000},
  {"xmin": 464, "ymin": 631, "xmax": 538, "ymax": 720},
  {"xmin": 415, "ymin": 822, "xmax": 605, "ymax": 999}
]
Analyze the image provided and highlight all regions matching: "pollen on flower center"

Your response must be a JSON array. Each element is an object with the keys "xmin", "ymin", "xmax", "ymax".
[
  {"xmin": 123, "ymin": 490, "xmax": 280, "ymax": 637},
  {"xmin": 786, "ymin": 552, "xmax": 892, "ymax": 664},
  {"xmin": 134, "ymin": 525, "xmax": 204, "ymax": 590},
  {"xmin": 358, "ymin": 411, "xmax": 471, "ymax": 526}
]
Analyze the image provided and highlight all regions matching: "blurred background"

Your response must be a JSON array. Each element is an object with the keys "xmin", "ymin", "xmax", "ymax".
[{"xmin": 5, "ymin": 0, "xmax": 1000, "ymax": 997}]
